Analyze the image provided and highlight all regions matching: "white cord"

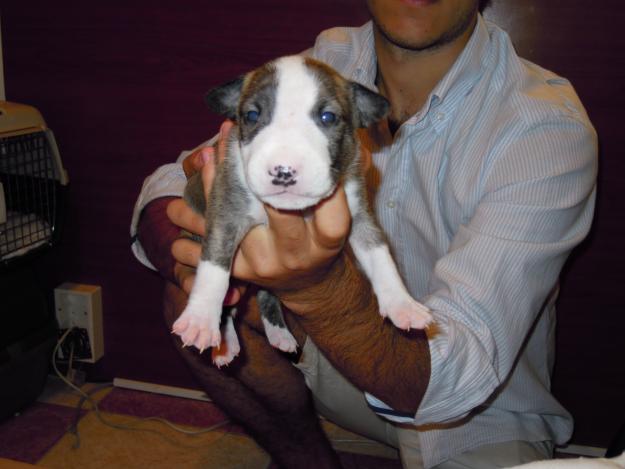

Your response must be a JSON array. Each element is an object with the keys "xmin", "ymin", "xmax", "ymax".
[
  {"xmin": 52, "ymin": 327, "xmax": 231, "ymax": 443},
  {"xmin": 53, "ymin": 329, "xmax": 386, "ymax": 462}
]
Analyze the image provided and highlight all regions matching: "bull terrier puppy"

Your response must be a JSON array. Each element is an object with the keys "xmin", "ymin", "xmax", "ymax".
[{"xmin": 173, "ymin": 55, "xmax": 433, "ymax": 366}]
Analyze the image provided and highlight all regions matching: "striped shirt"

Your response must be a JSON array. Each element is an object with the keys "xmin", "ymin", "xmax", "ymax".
[{"xmin": 130, "ymin": 14, "xmax": 597, "ymax": 468}]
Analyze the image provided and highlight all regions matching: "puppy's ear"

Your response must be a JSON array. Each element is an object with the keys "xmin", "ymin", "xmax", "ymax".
[
  {"xmin": 204, "ymin": 76, "xmax": 245, "ymax": 121},
  {"xmin": 350, "ymin": 82, "xmax": 390, "ymax": 128}
]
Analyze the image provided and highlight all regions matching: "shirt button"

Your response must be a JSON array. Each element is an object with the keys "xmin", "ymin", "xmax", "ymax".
[
  {"xmin": 387, "ymin": 200, "xmax": 396, "ymax": 209},
  {"xmin": 564, "ymin": 100, "xmax": 578, "ymax": 113},
  {"xmin": 435, "ymin": 112, "xmax": 445, "ymax": 121}
]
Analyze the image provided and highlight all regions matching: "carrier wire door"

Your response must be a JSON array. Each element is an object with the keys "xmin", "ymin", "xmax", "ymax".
[{"xmin": 0, "ymin": 101, "xmax": 68, "ymax": 264}]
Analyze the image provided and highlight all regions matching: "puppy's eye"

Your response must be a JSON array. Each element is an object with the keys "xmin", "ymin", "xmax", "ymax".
[
  {"xmin": 245, "ymin": 110, "xmax": 260, "ymax": 123},
  {"xmin": 320, "ymin": 111, "xmax": 336, "ymax": 125}
]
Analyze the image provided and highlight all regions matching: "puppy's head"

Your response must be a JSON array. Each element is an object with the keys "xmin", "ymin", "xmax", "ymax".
[{"xmin": 205, "ymin": 55, "xmax": 389, "ymax": 210}]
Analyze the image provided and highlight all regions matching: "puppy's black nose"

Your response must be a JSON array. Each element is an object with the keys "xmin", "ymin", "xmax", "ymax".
[{"xmin": 270, "ymin": 165, "xmax": 297, "ymax": 187}]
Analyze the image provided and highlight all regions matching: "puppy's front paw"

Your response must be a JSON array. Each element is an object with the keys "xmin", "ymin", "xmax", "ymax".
[
  {"xmin": 380, "ymin": 296, "xmax": 433, "ymax": 331},
  {"xmin": 172, "ymin": 305, "xmax": 221, "ymax": 353}
]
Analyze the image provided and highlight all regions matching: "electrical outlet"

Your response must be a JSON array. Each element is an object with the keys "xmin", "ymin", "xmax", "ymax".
[{"xmin": 54, "ymin": 282, "xmax": 104, "ymax": 363}]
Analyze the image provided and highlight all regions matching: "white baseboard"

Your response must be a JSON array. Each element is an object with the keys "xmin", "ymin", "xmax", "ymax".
[{"xmin": 113, "ymin": 378, "xmax": 212, "ymax": 402}]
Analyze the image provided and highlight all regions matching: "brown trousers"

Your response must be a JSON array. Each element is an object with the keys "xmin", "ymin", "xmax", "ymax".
[{"xmin": 163, "ymin": 282, "xmax": 341, "ymax": 468}]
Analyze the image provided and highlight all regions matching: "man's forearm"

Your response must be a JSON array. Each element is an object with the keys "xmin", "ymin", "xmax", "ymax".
[
  {"xmin": 281, "ymin": 251, "xmax": 431, "ymax": 415},
  {"xmin": 136, "ymin": 196, "xmax": 180, "ymax": 283}
]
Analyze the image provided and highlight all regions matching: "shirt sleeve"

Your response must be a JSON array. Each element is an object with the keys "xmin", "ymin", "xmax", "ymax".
[
  {"xmin": 129, "ymin": 136, "xmax": 217, "ymax": 269},
  {"xmin": 414, "ymin": 115, "xmax": 598, "ymax": 425},
  {"xmin": 366, "ymin": 113, "xmax": 597, "ymax": 425}
]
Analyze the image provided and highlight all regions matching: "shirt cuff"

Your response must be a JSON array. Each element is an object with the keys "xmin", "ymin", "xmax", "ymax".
[
  {"xmin": 134, "ymin": 197, "xmax": 181, "ymax": 283},
  {"xmin": 130, "ymin": 135, "xmax": 219, "ymax": 269},
  {"xmin": 413, "ymin": 313, "xmax": 500, "ymax": 426},
  {"xmin": 364, "ymin": 312, "xmax": 500, "ymax": 427},
  {"xmin": 364, "ymin": 393, "xmax": 416, "ymax": 424},
  {"xmin": 130, "ymin": 162, "xmax": 187, "ymax": 270}
]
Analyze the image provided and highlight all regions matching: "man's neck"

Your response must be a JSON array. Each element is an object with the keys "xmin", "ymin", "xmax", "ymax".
[{"xmin": 374, "ymin": 17, "xmax": 477, "ymax": 131}]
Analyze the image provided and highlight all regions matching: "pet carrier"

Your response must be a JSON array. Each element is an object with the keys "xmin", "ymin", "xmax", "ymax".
[{"xmin": 0, "ymin": 101, "xmax": 69, "ymax": 420}]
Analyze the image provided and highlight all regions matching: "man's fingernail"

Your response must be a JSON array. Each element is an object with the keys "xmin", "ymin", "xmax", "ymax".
[
  {"xmin": 200, "ymin": 148, "xmax": 214, "ymax": 165},
  {"xmin": 220, "ymin": 120, "xmax": 232, "ymax": 137}
]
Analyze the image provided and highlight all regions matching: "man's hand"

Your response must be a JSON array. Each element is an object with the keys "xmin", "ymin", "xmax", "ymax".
[{"xmin": 232, "ymin": 189, "xmax": 350, "ymax": 295}]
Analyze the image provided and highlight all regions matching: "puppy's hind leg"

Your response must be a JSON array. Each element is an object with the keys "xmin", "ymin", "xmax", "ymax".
[
  {"xmin": 212, "ymin": 307, "xmax": 241, "ymax": 367},
  {"xmin": 257, "ymin": 289, "xmax": 298, "ymax": 353}
]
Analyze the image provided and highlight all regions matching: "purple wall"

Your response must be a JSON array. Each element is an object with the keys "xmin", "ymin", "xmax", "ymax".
[{"xmin": 2, "ymin": 0, "xmax": 623, "ymax": 448}]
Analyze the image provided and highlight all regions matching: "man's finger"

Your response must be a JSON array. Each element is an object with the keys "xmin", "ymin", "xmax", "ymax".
[
  {"xmin": 173, "ymin": 262, "xmax": 196, "ymax": 295},
  {"xmin": 224, "ymin": 285, "xmax": 246, "ymax": 306},
  {"xmin": 265, "ymin": 205, "xmax": 309, "ymax": 256},
  {"xmin": 183, "ymin": 146, "xmax": 215, "ymax": 178},
  {"xmin": 167, "ymin": 199, "xmax": 205, "ymax": 236},
  {"xmin": 311, "ymin": 186, "xmax": 351, "ymax": 250},
  {"xmin": 200, "ymin": 153, "xmax": 216, "ymax": 199},
  {"xmin": 171, "ymin": 237, "xmax": 202, "ymax": 268},
  {"xmin": 197, "ymin": 120, "xmax": 234, "ymax": 199},
  {"xmin": 232, "ymin": 225, "xmax": 274, "ymax": 280},
  {"xmin": 216, "ymin": 120, "xmax": 234, "ymax": 164}
]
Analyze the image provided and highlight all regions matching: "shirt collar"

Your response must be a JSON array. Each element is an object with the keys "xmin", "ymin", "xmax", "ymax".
[
  {"xmin": 348, "ymin": 15, "xmax": 492, "ymax": 130},
  {"xmin": 347, "ymin": 22, "xmax": 378, "ymax": 90},
  {"xmin": 429, "ymin": 14, "xmax": 490, "ymax": 110}
]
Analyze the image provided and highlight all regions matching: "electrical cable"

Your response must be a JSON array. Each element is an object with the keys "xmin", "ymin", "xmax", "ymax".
[
  {"xmin": 54, "ymin": 328, "xmax": 386, "ymax": 462},
  {"xmin": 67, "ymin": 339, "xmax": 74, "ymax": 380},
  {"xmin": 52, "ymin": 327, "xmax": 231, "ymax": 448},
  {"xmin": 68, "ymin": 382, "xmax": 112, "ymax": 449}
]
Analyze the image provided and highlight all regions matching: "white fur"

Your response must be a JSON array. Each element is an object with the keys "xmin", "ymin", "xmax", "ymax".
[
  {"xmin": 344, "ymin": 177, "xmax": 362, "ymax": 214},
  {"xmin": 261, "ymin": 316, "xmax": 298, "ymax": 353},
  {"xmin": 173, "ymin": 260, "xmax": 230, "ymax": 351},
  {"xmin": 351, "ymin": 242, "xmax": 432, "ymax": 330},
  {"xmin": 230, "ymin": 144, "xmax": 269, "ymax": 224},
  {"xmin": 243, "ymin": 56, "xmax": 335, "ymax": 210},
  {"xmin": 212, "ymin": 312, "xmax": 241, "ymax": 368},
  {"xmin": 345, "ymin": 179, "xmax": 432, "ymax": 330}
]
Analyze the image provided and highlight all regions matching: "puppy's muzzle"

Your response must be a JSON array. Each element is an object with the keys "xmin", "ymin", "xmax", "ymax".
[{"xmin": 269, "ymin": 165, "xmax": 297, "ymax": 187}]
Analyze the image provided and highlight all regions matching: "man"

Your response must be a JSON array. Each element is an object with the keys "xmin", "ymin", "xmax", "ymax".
[{"xmin": 131, "ymin": 0, "xmax": 597, "ymax": 467}]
